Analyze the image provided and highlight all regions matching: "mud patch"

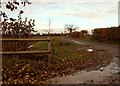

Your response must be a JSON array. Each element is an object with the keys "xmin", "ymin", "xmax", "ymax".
[{"xmin": 51, "ymin": 57, "xmax": 119, "ymax": 84}]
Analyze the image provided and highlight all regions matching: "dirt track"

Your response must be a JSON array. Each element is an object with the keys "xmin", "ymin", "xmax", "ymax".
[{"xmin": 51, "ymin": 38, "xmax": 119, "ymax": 84}]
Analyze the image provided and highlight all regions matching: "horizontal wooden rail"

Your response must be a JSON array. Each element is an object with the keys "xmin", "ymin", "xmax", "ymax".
[
  {"xmin": 0, "ymin": 50, "xmax": 51, "ymax": 55},
  {"xmin": 0, "ymin": 38, "xmax": 50, "ymax": 41},
  {"xmin": 1, "ymin": 38, "xmax": 52, "ymax": 63}
]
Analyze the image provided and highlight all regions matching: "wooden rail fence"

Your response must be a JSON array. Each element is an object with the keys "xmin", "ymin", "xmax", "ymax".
[{"xmin": 0, "ymin": 38, "xmax": 52, "ymax": 61}]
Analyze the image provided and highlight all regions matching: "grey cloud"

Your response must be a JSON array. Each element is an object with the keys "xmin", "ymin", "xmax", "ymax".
[
  {"xmin": 30, "ymin": 0, "xmax": 119, "ymax": 3},
  {"xmin": 26, "ymin": 1, "xmax": 118, "ymax": 19},
  {"xmin": 59, "ymin": 2, "xmax": 118, "ymax": 18}
]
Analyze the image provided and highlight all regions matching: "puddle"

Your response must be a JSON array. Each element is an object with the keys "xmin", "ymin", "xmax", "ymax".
[
  {"xmin": 71, "ymin": 40, "xmax": 86, "ymax": 45},
  {"xmin": 51, "ymin": 57, "xmax": 119, "ymax": 84}
]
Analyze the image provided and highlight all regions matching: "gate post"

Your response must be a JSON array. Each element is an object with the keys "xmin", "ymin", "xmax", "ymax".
[{"xmin": 48, "ymin": 37, "xmax": 51, "ymax": 63}]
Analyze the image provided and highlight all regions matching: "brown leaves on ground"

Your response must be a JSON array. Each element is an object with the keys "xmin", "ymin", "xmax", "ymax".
[
  {"xmin": 105, "ymin": 72, "xmax": 120, "ymax": 84},
  {"xmin": 2, "ymin": 46, "xmax": 113, "ymax": 84},
  {"xmin": 76, "ymin": 46, "xmax": 112, "ymax": 69}
]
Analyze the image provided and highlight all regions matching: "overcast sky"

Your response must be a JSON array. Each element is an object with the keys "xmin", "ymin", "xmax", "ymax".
[{"xmin": 1, "ymin": 0, "xmax": 119, "ymax": 33}]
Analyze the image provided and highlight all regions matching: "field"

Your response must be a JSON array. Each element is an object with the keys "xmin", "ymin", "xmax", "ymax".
[{"xmin": 2, "ymin": 37, "xmax": 112, "ymax": 84}]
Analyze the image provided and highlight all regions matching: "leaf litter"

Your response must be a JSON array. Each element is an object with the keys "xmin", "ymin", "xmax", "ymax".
[{"xmin": 2, "ymin": 46, "xmax": 113, "ymax": 84}]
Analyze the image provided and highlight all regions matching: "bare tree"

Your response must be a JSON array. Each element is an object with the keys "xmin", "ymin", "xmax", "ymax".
[
  {"xmin": 44, "ymin": 18, "xmax": 53, "ymax": 35},
  {"xmin": 64, "ymin": 24, "xmax": 78, "ymax": 33}
]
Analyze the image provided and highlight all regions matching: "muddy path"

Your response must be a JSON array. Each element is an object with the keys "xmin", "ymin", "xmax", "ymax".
[
  {"xmin": 70, "ymin": 39, "xmax": 119, "ymax": 57},
  {"xmin": 51, "ymin": 38, "xmax": 119, "ymax": 84}
]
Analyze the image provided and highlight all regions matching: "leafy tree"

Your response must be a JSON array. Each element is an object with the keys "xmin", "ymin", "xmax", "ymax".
[
  {"xmin": 79, "ymin": 30, "xmax": 88, "ymax": 38},
  {"xmin": 1, "ymin": 0, "xmax": 37, "ymax": 51},
  {"xmin": 1, "ymin": 17, "xmax": 36, "ymax": 38},
  {"xmin": 92, "ymin": 26, "xmax": 120, "ymax": 42},
  {"xmin": 0, "ymin": 0, "xmax": 36, "ymax": 38},
  {"xmin": 80, "ymin": 30, "xmax": 88, "ymax": 35}
]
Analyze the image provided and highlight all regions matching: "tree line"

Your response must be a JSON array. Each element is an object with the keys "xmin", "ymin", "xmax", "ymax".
[
  {"xmin": 92, "ymin": 26, "xmax": 120, "ymax": 42},
  {"xmin": 64, "ymin": 24, "xmax": 120, "ymax": 42}
]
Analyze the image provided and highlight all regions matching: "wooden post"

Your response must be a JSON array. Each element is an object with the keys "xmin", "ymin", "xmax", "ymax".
[
  {"xmin": 48, "ymin": 38, "xmax": 51, "ymax": 51},
  {"xmin": 48, "ymin": 37, "xmax": 51, "ymax": 63}
]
